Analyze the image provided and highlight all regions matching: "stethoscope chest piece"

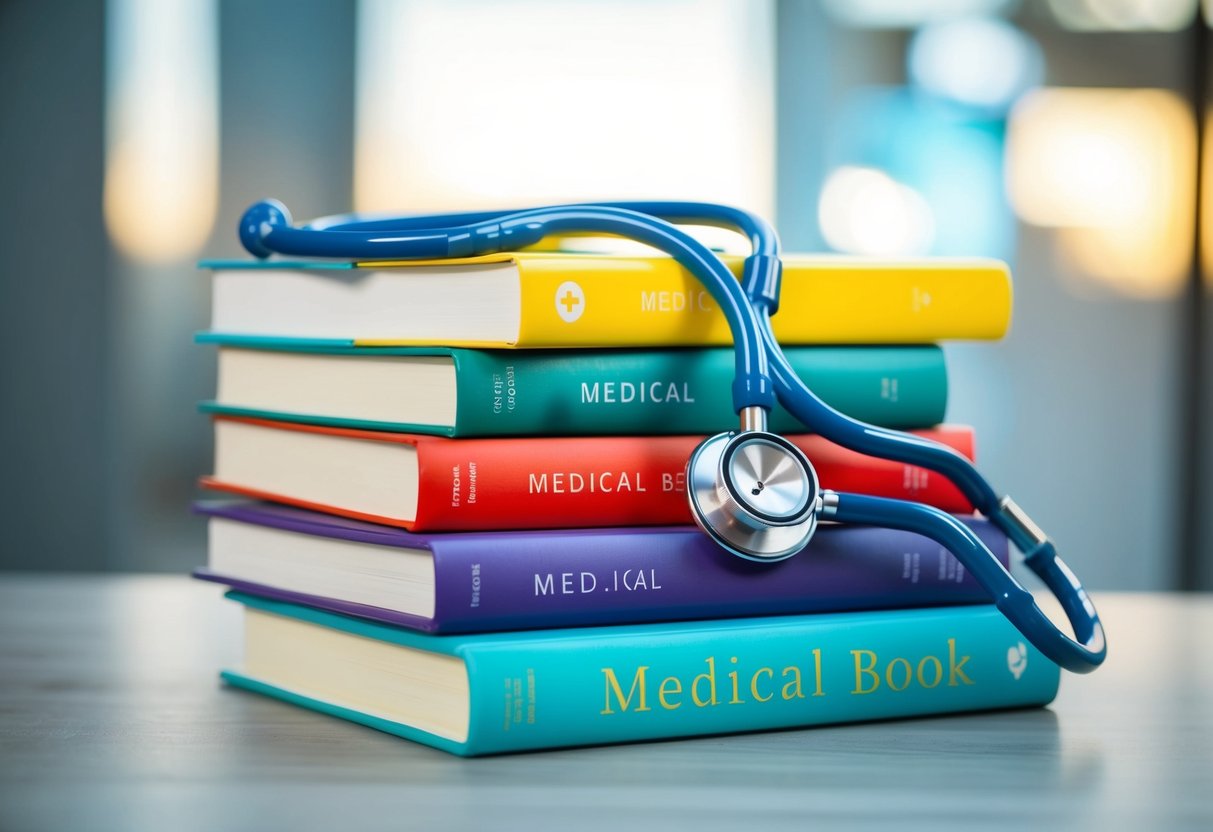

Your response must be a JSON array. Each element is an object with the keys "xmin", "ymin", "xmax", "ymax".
[{"xmin": 686, "ymin": 431, "xmax": 821, "ymax": 562}]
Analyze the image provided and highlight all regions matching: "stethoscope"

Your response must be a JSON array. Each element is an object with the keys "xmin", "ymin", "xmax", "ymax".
[{"xmin": 239, "ymin": 198, "xmax": 1107, "ymax": 674}]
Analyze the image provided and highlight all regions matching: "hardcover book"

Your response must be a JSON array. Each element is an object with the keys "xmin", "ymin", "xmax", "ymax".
[
  {"xmin": 221, "ymin": 591, "xmax": 1060, "ymax": 756},
  {"xmin": 203, "ymin": 252, "xmax": 1012, "ymax": 347},
  {"xmin": 196, "ymin": 340, "xmax": 950, "ymax": 435},
  {"xmin": 202, "ymin": 417, "xmax": 977, "ymax": 530},
  {"xmin": 194, "ymin": 501, "xmax": 1005, "ymax": 633}
]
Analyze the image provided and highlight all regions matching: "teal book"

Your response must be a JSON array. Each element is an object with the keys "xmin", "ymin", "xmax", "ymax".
[
  {"xmin": 196, "ymin": 336, "xmax": 948, "ymax": 435},
  {"xmin": 222, "ymin": 592, "xmax": 1060, "ymax": 757}
]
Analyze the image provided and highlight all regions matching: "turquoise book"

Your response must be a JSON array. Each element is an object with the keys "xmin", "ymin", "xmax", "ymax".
[
  {"xmin": 196, "ymin": 336, "xmax": 948, "ymax": 435},
  {"xmin": 222, "ymin": 592, "xmax": 1060, "ymax": 757}
]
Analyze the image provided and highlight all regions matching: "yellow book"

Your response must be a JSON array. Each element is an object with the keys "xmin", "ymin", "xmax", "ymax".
[{"xmin": 204, "ymin": 252, "xmax": 1011, "ymax": 348}]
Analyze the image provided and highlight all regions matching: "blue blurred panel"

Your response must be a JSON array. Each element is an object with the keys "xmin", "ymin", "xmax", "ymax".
[{"xmin": 828, "ymin": 88, "xmax": 1014, "ymax": 260}]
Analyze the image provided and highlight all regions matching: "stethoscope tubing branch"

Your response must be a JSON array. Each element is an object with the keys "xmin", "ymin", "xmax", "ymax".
[
  {"xmin": 238, "ymin": 198, "xmax": 1107, "ymax": 673},
  {"xmin": 830, "ymin": 492, "xmax": 1106, "ymax": 672},
  {"xmin": 756, "ymin": 305, "xmax": 1105, "ymax": 672}
]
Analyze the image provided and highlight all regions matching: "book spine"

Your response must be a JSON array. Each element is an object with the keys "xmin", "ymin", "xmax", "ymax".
[
  {"xmin": 452, "ymin": 345, "xmax": 946, "ymax": 435},
  {"xmin": 515, "ymin": 258, "xmax": 1012, "ymax": 346},
  {"xmin": 413, "ymin": 428, "xmax": 973, "ymax": 531},
  {"xmin": 222, "ymin": 597, "xmax": 1058, "ymax": 756},
  {"xmin": 460, "ymin": 605, "xmax": 1059, "ymax": 754},
  {"xmin": 458, "ymin": 606, "xmax": 1057, "ymax": 756},
  {"xmin": 427, "ymin": 518, "xmax": 1003, "ymax": 633}
]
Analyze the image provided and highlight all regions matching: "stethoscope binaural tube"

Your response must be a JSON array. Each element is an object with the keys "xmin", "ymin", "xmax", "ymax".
[
  {"xmin": 241, "ymin": 199, "xmax": 775, "ymax": 414},
  {"xmin": 238, "ymin": 198, "xmax": 1107, "ymax": 673}
]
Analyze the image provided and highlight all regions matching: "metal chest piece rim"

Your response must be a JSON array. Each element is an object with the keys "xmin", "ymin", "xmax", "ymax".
[{"xmin": 686, "ymin": 430, "xmax": 821, "ymax": 562}]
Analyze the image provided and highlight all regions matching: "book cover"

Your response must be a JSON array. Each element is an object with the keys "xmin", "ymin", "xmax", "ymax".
[
  {"xmin": 221, "ymin": 591, "xmax": 1060, "ymax": 756},
  {"xmin": 196, "ymin": 339, "xmax": 950, "ymax": 435},
  {"xmin": 203, "ymin": 252, "xmax": 1012, "ymax": 347},
  {"xmin": 202, "ymin": 417, "xmax": 976, "ymax": 530},
  {"xmin": 194, "ymin": 501, "xmax": 1006, "ymax": 633}
]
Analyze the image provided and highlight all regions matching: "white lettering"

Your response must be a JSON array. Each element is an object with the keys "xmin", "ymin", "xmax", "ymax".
[{"xmin": 640, "ymin": 290, "xmax": 716, "ymax": 314}]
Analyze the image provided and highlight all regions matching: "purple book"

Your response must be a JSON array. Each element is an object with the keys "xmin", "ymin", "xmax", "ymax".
[{"xmin": 194, "ymin": 500, "xmax": 1007, "ymax": 634}]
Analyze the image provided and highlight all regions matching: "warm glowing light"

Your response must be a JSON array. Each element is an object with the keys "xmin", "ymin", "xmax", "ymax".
[
  {"xmin": 1047, "ymin": 0, "xmax": 1196, "ymax": 31},
  {"xmin": 1200, "ymin": 112, "xmax": 1213, "ymax": 287},
  {"xmin": 818, "ymin": 167, "xmax": 936, "ymax": 257},
  {"xmin": 822, "ymin": 0, "xmax": 1013, "ymax": 27},
  {"xmin": 1007, "ymin": 88, "xmax": 1195, "ymax": 297},
  {"xmin": 355, "ymin": 0, "xmax": 775, "ymax": 239},
  {"xmin": 104, "ymin": 0, "xmax": 218, "ymax": 264},
  {"xmin": 908, "ymin": 18, "xmax": 1042, "ymax": 114}
]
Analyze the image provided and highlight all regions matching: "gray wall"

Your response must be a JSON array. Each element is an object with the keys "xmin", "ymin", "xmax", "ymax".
[
  {"xmin": 103, "ymin": 0, "xmax": 357, "ymax": 572},
  {"xmin": 0, "ymin": 0, "xmax": 110, "ymax": 569},
  {"xmin": 0, "ymin": 0, "xmax": 354, "ymax": 573}
]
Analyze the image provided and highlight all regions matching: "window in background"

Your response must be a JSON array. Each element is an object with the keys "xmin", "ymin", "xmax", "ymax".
[
  {"xmin": 821, "ymin": 0, "xmax": 1016, "ymax": 28},
  {"xmin": 815, "ymin": 16, "xmax": 1040, "ymax": 261},
  {"xmin": 102, "ymin": 0, "xmax": 221, "ymax": 572},
  {"xmin": 1047, "ymin": 0, "xmax": 1196, "ymax": 31},
  {"xmin": 355, "ymin": 0, "xmax": 775, "ymax": 234},
  {"xmin": 806, "ymin": 2, "xmax": 1203, "ymax": 589},
  {"xmin": 104, "ymin": 0, "xmax": 218, "ymax": 263},
  {"xmin": 1006, "ymin": 87, "xmax": 1196, "ymax": 298},
  {"xmin": 819, "ymin": 89, "xmax": 1014, "ymax": 259}
]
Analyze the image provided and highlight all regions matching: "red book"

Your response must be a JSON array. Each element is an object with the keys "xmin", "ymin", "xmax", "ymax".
[{"xmin": 202, "ymin": 416, "xmax": 975, "ymax": 531}]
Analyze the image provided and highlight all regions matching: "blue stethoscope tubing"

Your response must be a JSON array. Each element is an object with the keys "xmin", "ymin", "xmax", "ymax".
[{"xmin": 240, "ymin": 198, "xmax": 1107, "ymax": 673}]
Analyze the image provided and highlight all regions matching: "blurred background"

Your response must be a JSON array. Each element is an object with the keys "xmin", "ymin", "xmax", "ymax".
[{"xmin": 0, "ymin": 0, "xmax": 1209, "ymax": 589}]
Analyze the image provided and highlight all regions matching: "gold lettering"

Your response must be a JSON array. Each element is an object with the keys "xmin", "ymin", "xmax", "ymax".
[
  {"xmin": 948, "ymin": 638, "xmax": 974, "ymax": 686},
  {"xmin": 751, "ymin": 667, "xmax": 774, "ymax": 702},
  {"xmin": 811, "ymin": 648, "xmax": 825, "ymax": 697},
  {"xmin": 727, "ymin": 657, "xmax": 743, "ymax": 705},
  {"xmin": 692, "ymin": 657, "xmax": 718, "ymax": 707},
  {"xmin": 917, "ymin": 655, "xmax": 943, "ymax": 688},
  {"xmin": 658, "ymin": 676, "xmax": 682, "ymax": 710},
  {"xmin": 601, "ymin": 666, "xmax": 650, "ymax": 714},
  {"xmin": 781, "ymin": 665, "xmax": 805, "ymax": 700},
  {"xmin": 852, "ymin": 650, "xmax": 880, "ymax": 695},
  {"xmin": 886, "ymin": 657, "xmax": 912, "ymax": 692}
]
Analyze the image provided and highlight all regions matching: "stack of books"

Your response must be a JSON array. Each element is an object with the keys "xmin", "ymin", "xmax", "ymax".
[{"xmin": 194, "ymin": 248, "xmax": 1060, "ymax": 756}]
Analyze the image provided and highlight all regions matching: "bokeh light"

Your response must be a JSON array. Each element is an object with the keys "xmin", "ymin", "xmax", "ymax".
[
  {"xmin": 818, "ymin": 166, "xmax": 936, "ymax": 256},
  {"xmin": 908, "ymin": 17, "xmax": 1043, "ymax": 115},
  {"xmin": 1047, "ymin": 0, "xmax": 1196, "ymax": 31},
  {"xmin": 822, "ymin": 0, "xmax": 1015, "ymax": 28},
  {"xmin": 355, "ymin": 0, "xmax": 775, "ymax": 228},
  {"xmin": 1007, "ymin": 87, "xmax": 1196, "ymax": 297},
  {"xmin": 104, "ymin": 0, "xmax": 218, "ymax": 264}
]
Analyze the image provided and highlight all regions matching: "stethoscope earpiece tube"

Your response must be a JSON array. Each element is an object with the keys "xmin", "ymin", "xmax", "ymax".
[
  {"xmin": 240, "ymin": 198, "xmax": 292, "ymax": 259},
  {"xmin": 238, "ymin": 201, "xmax": 775, "ymax": 414}
]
